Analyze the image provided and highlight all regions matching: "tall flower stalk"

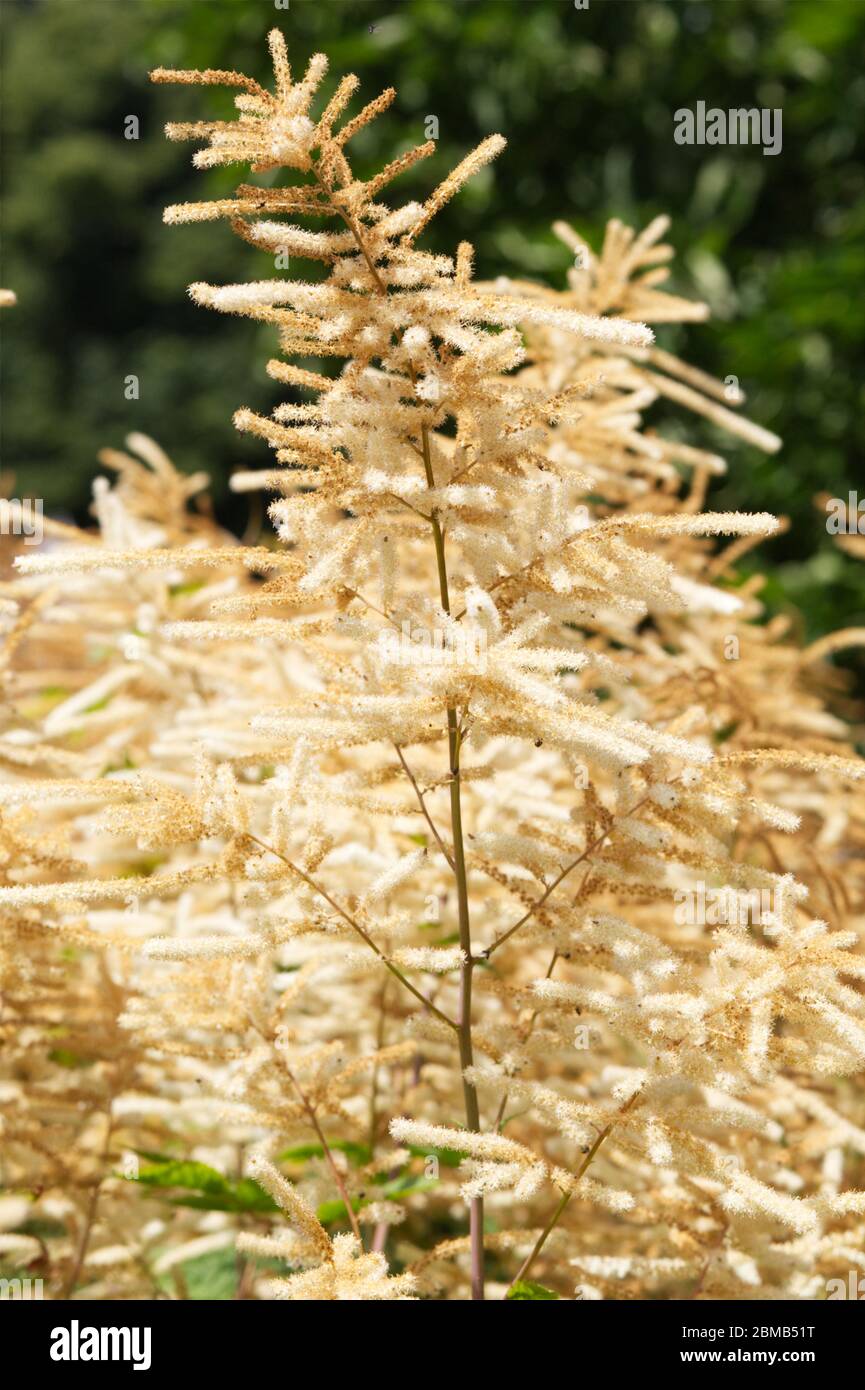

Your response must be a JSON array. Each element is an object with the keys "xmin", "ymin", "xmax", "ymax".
[
  {"xmin": 3, "ymin": 32, "xmax": 863, "ymax": 1302},
  {"xmin": 149, "ymin": 29, "xmax": 661, "ymax": 1299}
]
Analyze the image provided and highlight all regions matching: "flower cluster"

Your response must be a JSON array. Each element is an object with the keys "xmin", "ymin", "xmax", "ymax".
[{"xmin": 1, "ymin": 33, "xmax": 862, "ymax": 1301}]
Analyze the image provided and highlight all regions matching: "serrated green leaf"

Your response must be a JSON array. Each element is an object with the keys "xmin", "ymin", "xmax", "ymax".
[
  {"xmin": 132, "ymin": 1159, "xmax": 228, "ymax": 1193},
  {"xmin": 507, "ymin": 1279, "xmax": 560, "ymax": 1300},
  {"xmin": 166, "ymin": 1189, "xmax": 276, "ymax": 1214},
  {"xmin": 128, "ymin": 1159, "xmax": 278, "ymax": 1214}
]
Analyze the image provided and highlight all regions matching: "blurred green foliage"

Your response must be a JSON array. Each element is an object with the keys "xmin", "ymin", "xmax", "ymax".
[{"xmin": 2, "ymin": 0, "xmax": 864, "ymax": 657}]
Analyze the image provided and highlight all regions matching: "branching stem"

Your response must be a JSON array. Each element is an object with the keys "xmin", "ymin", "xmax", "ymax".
[
  {"xmin": 64, "ymin": 1101, "xmax": 116, "ymax": 1298},
  {"xmin": 503, "ymin": 1089, "xmax": 641, "ymax": 1297},
  {"xmin": 281, "ymin": 1060, "xmax": 363, "ymax": 1242},
  {"xmin": 394, "ymin": 743, "xmax": 455, "ymax": 870},
  {"xmin": 483, "ymin": 794, "xmax": 652, "ymax": 958},
  {"xmin": 246, "ymin": 833, "xmax": 456, "ymax": 1030}
]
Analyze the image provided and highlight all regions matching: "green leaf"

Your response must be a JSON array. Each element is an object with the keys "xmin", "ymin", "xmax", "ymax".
[
  {"xmin": 314, "ymin": 1177, "xmax": 437, "ymax": 1225},
  {"xmin": 169, "ymin": 580, "xmax": 205, "ymax": 597},
  {"xmin": 131, "ymin": 1158, "xmax": 227, "ymax": 1192},
  {"xmin": 48, "ymin": 1048, "xmax": 94, "ymax": 1068},
  {"xmin": 15, "ymin": 1216, "xmax": 67, "ymax": 1239},
  {"xmin": 172, "ymin": 1246, "xmax": 237, "ymax": 1300},
  {"xmin": 117, "ymin": 854, "xmax": 166, "ymax": 878},
  {"xmin": 279, "ymin": 1139, "xmax": 371, "ymax": 1166},
  {"xmin": 316, "ymin": 1195, "xmax": 368, "ymax": 1225},
  {"xmin": 101, "ymin": 753, "xmax": 136, "ymax": 774},
  {"xmin": 133, "ymin": 1148, "xmax": 179, "ymax": 1164},
  {"xmin": 128, "ymin": 1159, "xmax": 278, "ymax": 1214},
  {"xmin": 507, "ymin": 1279, "xmax": 560, "ymax": 1300},
  {"xmin": 407, "ymin": 1143, "xmax": 467, "ymax": 1168},
  {"xmin": 379, "ymin": 1173, "xmax": 437, "ymax": 1198},
  {"xmin": 165, "ymin": 1190, "xmax": 276, "ymax": 1214}
]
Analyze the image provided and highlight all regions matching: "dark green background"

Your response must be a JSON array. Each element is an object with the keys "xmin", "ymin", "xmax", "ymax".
[{"xmin": 2, "ymin": 0, "xmax": 864, "ymax": 666}]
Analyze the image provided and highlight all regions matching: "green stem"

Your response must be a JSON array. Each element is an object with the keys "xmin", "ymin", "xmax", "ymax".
[
  {"xmin": 419, "ymin": 416, "xmax": 485, "ymax": 1300},
  {"xmin": 505, "ymin": 1188, "xmax": 573, "ymax": 1297},
  {"xmin": 503, "ymin": 1091, "xmax": 640, "ymax": 1297}
]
